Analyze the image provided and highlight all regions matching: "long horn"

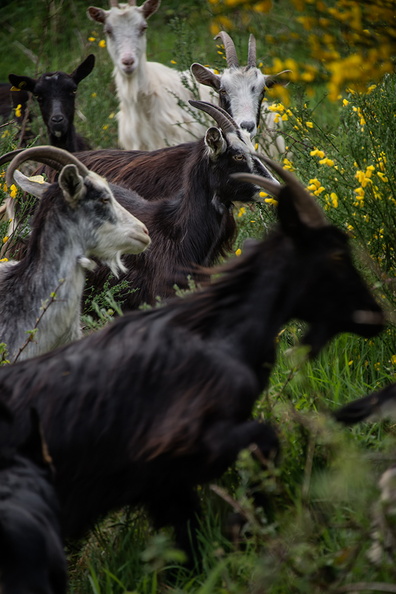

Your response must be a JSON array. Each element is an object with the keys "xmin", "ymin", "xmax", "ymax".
[
  {"xmin": 6, "ymin": 146, "xmax": 90, "ymax": 187},
  {"xmin": 247, "ymin": 34, "xmax": 256, "ymax": 68},
  {"xmin": 231, "ymin": 172, "xmax": 281, "ymax": 197},
  {"xmin": 189, "ymin": 100, "xmax": 239, "ymax": 135},
  {"xmin": 233, "ymin": 154, "xmax": 328, "ymax": 228},
  {"xmin": 215, "ymin": 31, "xmax": 239, "ymax": 68},
  {"xmin": 0, "ymin": 148, "xmax": 24, "ymax": 168}
]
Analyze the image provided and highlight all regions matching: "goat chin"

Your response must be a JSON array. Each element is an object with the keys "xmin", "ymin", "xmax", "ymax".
[{"xmin": 104, "ymin": 253, "xmax": 128, "ymax": 278}]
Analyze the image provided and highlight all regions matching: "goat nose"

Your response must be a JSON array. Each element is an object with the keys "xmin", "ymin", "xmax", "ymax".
[
  {"xmin": 51, "ymin": 114, "xmax": 64, "ymax": 123},
  {"xmin": 240, "ymin": 121, "xmax": 256, "ymax": 134},
  {"xmin": 122, "ymin": 56, "xmax": 135, "ymax": 66}
]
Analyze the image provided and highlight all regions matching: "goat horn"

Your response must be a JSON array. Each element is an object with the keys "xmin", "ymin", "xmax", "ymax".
[
  {"xmin": 247, "ymin": 34, "xmax": 256, "ymax": 68},
  {"xmin": 233, "ymin": 154, "xmax": 328, "ymax": 228},
  {"xmin": 189, "ymin": 100, "xmax": 239, "ymax": 135},
  {"xmin": 0, "ymin": 148, "xmax": 24, "ymax": 168},
  {"xmin": 215, "ymin": 31, "xmax": 239, "ymax": 68},
  {"xmin": 6, "ymin": 146, "xmax": 90, "ymax": 187}
]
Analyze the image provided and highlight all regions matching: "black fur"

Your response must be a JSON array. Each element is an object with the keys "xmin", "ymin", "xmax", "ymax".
[
  {"xmin": 0, "ymin": 182, "xmax": 384, "ymax": 564},
  {"xmin": 0, "ymin": 406, "xmax": 66, "ymax": 594}
]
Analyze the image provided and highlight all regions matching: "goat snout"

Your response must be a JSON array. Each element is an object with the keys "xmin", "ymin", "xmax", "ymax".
[
  {"xmin": 121, "ymin": 55, "xmax": 136, "ymax": 73},
  {"xmin": 240, "ymin": 120, "xmax": 256, "ymax": 135}
]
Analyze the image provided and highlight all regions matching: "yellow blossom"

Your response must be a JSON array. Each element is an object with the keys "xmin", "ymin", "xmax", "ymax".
[
  {"xmin": 2, "ymin": 236, "xmax": 8, "ymax": 244},
  {"xmin": 282, "ymin": 158, "xmax": 294, "ymax": 171},
  {"xmin": 88, "ymin": 36, "xmax": 96, "ymax": 42},
  {"xmin": 259, "ymin": 191, "xmax": 268, "ymax": 198},
  {"xmin": 98, "ymin": 39, "xmax": 106, "ymax": 48},
  {"xmin": 319, "ymin": 157, "xmax": 335, "ymax": 167},
  {"xmin": 391, "ymin": 355, "xmax": 396, "ymax": 365},
  {"xmin": 237, "ymin": 207, "xmax": 246, "ymax": 217},
  {"xmin": 342, "ymin": 98, "xmax": 349, "ymax": 106},
  {"xmin": 265, "ymin": 197, "xmax": 278, "ymax": 206},
  {"xmin": 235, "ymin": 248, "xmax": 242, "ymax": 256},
  {"xmin": 330, "ymin": 192, "xmax": 338, "ymax": 208},
  {"xmin": 310, "ymin": 149, "xmax": 325, "ymax": 158},
  {"xmin": 9, "ymin": 184, "xmax": 18, "ymax": 199},
  {"xmin": 0, "ymin": 258, "xmax": 8, "ymax": 263},
  {"xmin": 306, "ymin": 121, "xmax": 314, "ymax": 128},
  {"xmin": 14, "ymin": 104, "xmax": 22, "ymax": 118}
]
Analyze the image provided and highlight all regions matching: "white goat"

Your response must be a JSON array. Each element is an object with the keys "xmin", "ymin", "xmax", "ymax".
[
  {"xmin": 191, "ymin": 31, "xmax": 290, "ymax": 157},
  {"xmin": 87, "ymin": 0, "xmax": 213, "ymax": 150},
  {"xmin": 0, "ymin": 146, "xmax": 150, "ymax": 362}
]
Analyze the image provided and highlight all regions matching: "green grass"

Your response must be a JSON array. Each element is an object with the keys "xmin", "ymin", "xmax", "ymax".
[{"xmin": 1, "ymin": 1, "xmax": 396, "ymax": 591}]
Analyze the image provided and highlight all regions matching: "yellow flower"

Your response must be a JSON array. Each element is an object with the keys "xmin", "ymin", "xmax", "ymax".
[
  {"xmin": 88, "ymin": 36, "xmax": 96, "ymax": 42},
  {"xmin": 330, "ymin": 192, "xmax": 338, "ymax": 208},
  {"xmin": 237, "ymin": 207, "xmax": 246, "ymax": 218},
  {"xmin": 391, "ymin": 354, "xmax": 396, "ymax": 365},
  {"xmin": 2, "ymin": 236, "xmax": 9, "ymax": 244},
  {"xmin": 9, "ymin": 184, "xmax": 18, "ymax": 199},
  {"xmin": 170, "ymin": 59, "xmax": 177, "ymax": 64},
  {"xmin": 259, "ymin": 191, "xmax": 268, "ymax": 198},
  {"xmin": 264, "ymin": 197, "xmax": 278, "ymax": 206},
  {"xmin": 282, "ymin": 158, "xmax": 294, "ymax": 171},
  {"xmin": 235, "ymin": 248, "xmax": 242, "ymax": 256},
  {"xmin": 342, "ymin": 98, "xmax": 349, "ymax": 106},
  {"xmin": 319, "ymin": 157, "xmax": 335, "ymax": 167},
  {"xmin": 14, "ymin": 104, "xmax": 22, "ymax": 118},
  {"xmin": 310, "ymin": 149, "xmax": 325, "ymax": 159},
  {"xmin": 0, "ymin": 258, "xmax": 8, "ymax": 263},
  {"xmin": 306, "ymin": 121, "xmax": 314, "ymax": 128},
  {"xmin": 91, "ymin": 92, "xmax": 97, "ymax": 98},
  {"xmin": 98, "ymin": 39, "xmax": 106, "ymax": 48}
]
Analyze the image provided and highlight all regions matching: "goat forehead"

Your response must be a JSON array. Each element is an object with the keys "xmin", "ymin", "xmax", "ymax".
[
  {"xmin": 87, "ymin": 172, "xmax": 112, "ymax": 194},
  {"xmin": 222, "ymin": 69, "xmax": 266, "ymax": 95},
  {"xmin": 107, "ymin": 6, "xmax": 146, "ymax": 31}
]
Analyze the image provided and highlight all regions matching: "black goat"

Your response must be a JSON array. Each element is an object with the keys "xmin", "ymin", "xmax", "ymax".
[
  {"xmin": 334, "ymin": 383, "xmax": 396, "ymax": 425},
  {"xmin": 0, "ymin": 404, "xmax": 67, "ymax": 593},
  {"xmin": 0, "ymin": 157, "xmax": 384, "ymax": 564},
  {"xmin": 9, "ymin": 55, "xmax": 95, "ymax": 152},
  {"xmin": 0, "ymin": 101, "xmax": 276, "ymax": 310}
]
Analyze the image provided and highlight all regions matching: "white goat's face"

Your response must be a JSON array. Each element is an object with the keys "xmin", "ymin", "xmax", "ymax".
[
  {"xmin": 88, "ymin": 1, "xmax": 160, "ymax": 77},
  {"xmin": 218, "ymin": 68, "xmax": 267, "ymax": 138},
  {"xmin": 105, "ymin": 6, "xmax": 148, "ymax": 76},
  {"xmin": 82, "ymin": 172, "xmax": 151, "ymax": 274}
]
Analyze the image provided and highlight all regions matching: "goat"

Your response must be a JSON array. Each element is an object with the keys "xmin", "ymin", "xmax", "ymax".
[
  {"xmin": 8, "ymin": 55, "xmax": 95, "ymax": 153},
  {"xmin": 0, "ymin": 404, "xmax": 67, "ymax": 594},
  {"xmin": 0, "ymin": 101, "xmax": 276, "ymax": 310},
  {"xmin": 87, "ymin": 0, "xmax": 215, "ymax": 150},
  {"xmin": 0, "ymin": 146, "xmax": 150, "ymax": 361},
  {"xmin": 334, "ymin": 383, "xmax": 396, "ymax": 425},
  {"xmin": 191, "ymin": 31, "xmax": 290, "ymax": 156},
  {"xmin": 0, "ymin": 156, "xmax": 385, "ymax": 565}
]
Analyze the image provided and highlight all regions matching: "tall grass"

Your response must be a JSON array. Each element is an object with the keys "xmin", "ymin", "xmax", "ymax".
[{"xmin": 0, "ymin": 1, "xmax": 396, "ymax": 592}]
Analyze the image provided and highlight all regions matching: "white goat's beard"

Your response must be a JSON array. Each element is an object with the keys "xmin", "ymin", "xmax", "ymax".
[{"xmin": 103, "ymin": 252, "xmax": 128, "ymax": 278}]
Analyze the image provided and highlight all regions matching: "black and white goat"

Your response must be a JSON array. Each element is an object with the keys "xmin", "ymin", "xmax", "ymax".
[
  {"xmin": 9, "ymin": 55, "xmax": 95, "ymax": 153},
  {"xmin": 192, "ymin": 31, "xmax": 290, "ymax": 156},
  {"xmin": 87, "ymin": 0, "xmax": 214, "ymax": 149},
  {"xmin": 0, "ymin": 146, "xmax": 150, "ymax": 361},
  {"xmin": 0, "ymin": 404, "xmax": 67, "ymax": 594},
  {"xmin": 0, "ymin": 157, "xmax": 384, "ymax": 564},
  {"xmin": 1, "ymin": 102, "xmax": 276, "ymax": 310}
]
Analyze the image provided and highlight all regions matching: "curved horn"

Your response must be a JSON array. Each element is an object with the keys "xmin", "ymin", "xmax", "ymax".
[
  {"xmin": 234, "ymin": 154, "xmax": 328, "ymax": 228},
  {"xmin": 231, "ymin": 172, "xmax": 281, "ymax": 197},
  {"xmin": 6, "ymin": 146, "xmax": 90, "ymax": 187},
  {"xmin": 215, "ymin": 31, "xmax": 239, "ymax": 68},
  {"xmin": 247, "ymin": 34, "xmax": 256, "ymax": 68},
  {"xmin": 0, "ymin": 148, "xmax": 24, "ymax": 169},
  {"xmin": 189, "ymin": 100, "xmax": 239, "ymax": 135}
]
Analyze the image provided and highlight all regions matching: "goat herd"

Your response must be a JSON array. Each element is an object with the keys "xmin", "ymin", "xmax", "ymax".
[{"xmin": 0, "ymin": 0, "xmax": 393, "ymax": 591}]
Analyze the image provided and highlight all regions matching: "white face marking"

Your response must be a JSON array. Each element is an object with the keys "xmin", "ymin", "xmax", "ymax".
[{"xmin": 220, "ymin": 68, "xmax": 267, "ymax": 137}]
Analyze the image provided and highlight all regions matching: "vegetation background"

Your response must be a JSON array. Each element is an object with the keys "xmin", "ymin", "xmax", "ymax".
[{"xmin": 1, "ymin": 0, "xmax": 396, "ymax": 592}]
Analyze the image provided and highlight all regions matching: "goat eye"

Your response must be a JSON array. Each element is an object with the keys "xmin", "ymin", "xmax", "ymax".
[
  {"xmin": 101, "ymin": 197, "xmax": 110, "ymax": 204},
  {"xmin": 219, "ymin": 89, "xmax": 227, "ymax": 96},
  {"xmin": 233, "ymin": 154, "xmax": 245, "ymax": 162},
  {"xmin": 140, "ymin": 24, "xmax": 147, "ymax": 35}
]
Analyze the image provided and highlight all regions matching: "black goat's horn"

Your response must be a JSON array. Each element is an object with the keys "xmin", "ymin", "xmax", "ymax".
[
  {"xmin": 0, "ymin": 148, "xmax": 24, "ymax": 169},
  {"xmin": 215, "ymin": 31, "xmax": 239, "ymax": 68},
  {"xmin": 232, "ymin": 154, "xmax": 328, "ymax": 229},
  {"xmin": 247, "ymin": 34, "xmax": 256, "ymax": 68},
  {"xmin": 189, "ymin": 100, "xmax": 239, "ymax": 135},
  {"xmin": 6, "ymin": 146, "xmax": 90, "ymax": 186}
]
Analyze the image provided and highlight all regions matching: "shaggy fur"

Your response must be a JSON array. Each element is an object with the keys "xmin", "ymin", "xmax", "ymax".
[{"xmin": 0, "ymin": 183, "xmax": 384, "ymax": 563}]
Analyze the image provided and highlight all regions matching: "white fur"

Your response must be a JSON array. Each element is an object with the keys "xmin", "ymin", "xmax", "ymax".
[{"xmin": 88, "ymin": 2, "xmax": 213, "ymax": 150}]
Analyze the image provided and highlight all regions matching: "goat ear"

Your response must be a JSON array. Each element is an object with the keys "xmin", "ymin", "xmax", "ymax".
[
  {"xmin": 12, "ymin": 170, "xmax": 50, "ymax": 199},
  {"xmin": 277, "ymin": 186, "xmax": 313, "ymax": 241},
  {"xmin": 141, "ymin": 0, "xmax": 161, "ymax": 19},
  {"xmin": 191, "ymin": 64, "xmax": 221, "ymax": 91},
  {"xmin": 8, "ymin": 73, "xmax": 37, "ymax": 94},
  {"xmin": 71, "ymin": 54, "xmax": 96, "ymax": 84},
  {"xmin": 87, "ymin": 6, "xmax": 108, "ymax": 24},
  {"xmin": 205, "ymin": 127, "xmax": 227, "ymax": 157},
  {"xmin": 59, "ymin": 164, "xmax": 85, "ymax": 208}
]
